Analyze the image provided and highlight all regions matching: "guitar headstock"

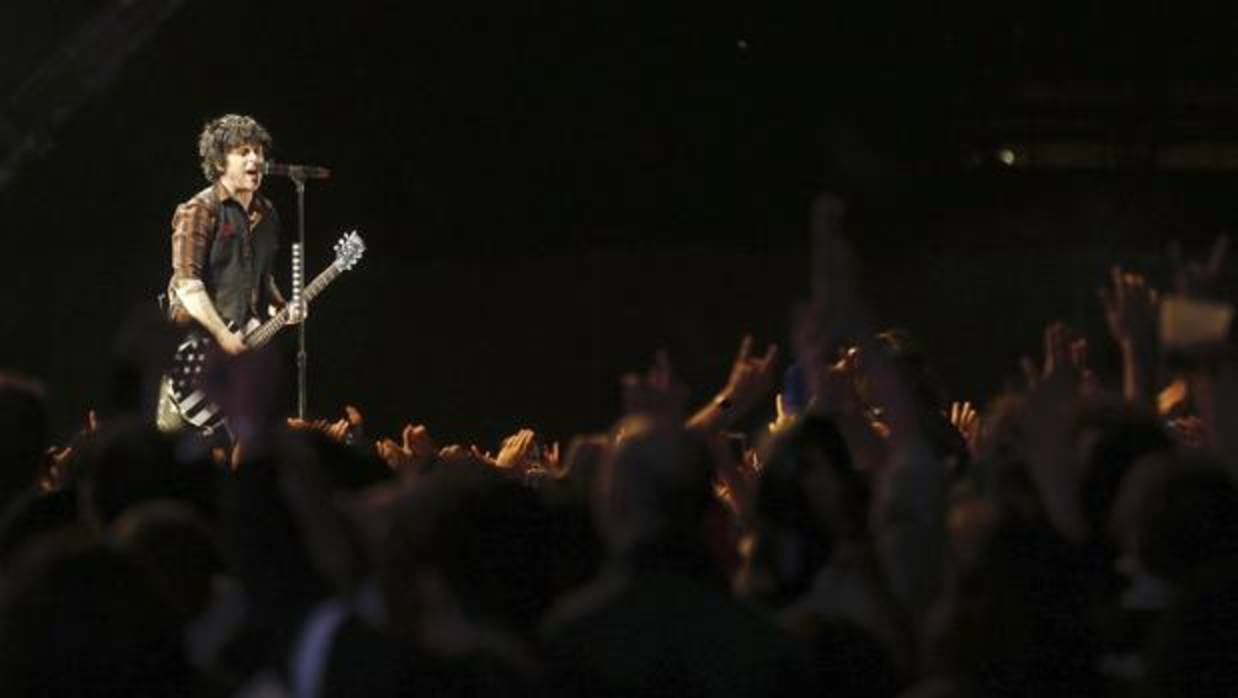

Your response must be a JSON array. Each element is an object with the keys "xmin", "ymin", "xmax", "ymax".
[{"xmin": 332, "ymin": 231, "xmax": 366, "ymax": 271}]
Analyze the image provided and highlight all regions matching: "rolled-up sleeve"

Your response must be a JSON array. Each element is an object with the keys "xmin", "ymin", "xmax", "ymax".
[{"xmin": 170, "ymin": 199, "xmax": 214, "ymax": 281}]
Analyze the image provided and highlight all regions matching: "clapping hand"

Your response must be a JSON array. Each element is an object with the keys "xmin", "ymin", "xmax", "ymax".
[
  {"xmin": 376, "ymin": 422, "xmax": 438, "ymax": 474},
  {"xmin": 495, "ymin": 428, "xmax": 538, "ymax": 471},
  {"xmin": 288, "ymin": 405, "xmax": 364, "ymax": 445}
]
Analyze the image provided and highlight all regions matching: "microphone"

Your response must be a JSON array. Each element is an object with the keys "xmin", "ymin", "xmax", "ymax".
[{"xmin": 263, "ymin": 161, "xmax": 331, "ymax": 179}]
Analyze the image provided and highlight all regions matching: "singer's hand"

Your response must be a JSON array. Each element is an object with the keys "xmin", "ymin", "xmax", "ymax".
[
  {"xmin": 286, "ymin": 301, "xmax": 307, "ymax": 325},
  {"xmin": 216, "ymin": 330, "xmax": 247, "ymax": 355}
]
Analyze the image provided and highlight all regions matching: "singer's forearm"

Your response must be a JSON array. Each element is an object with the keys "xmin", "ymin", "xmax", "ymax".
[{"xmin": 173, "ymin": 279, "xmax": 232, "ymax": 340}]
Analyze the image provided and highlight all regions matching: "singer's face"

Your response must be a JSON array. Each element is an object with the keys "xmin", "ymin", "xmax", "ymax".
[{"xmin": 220, "ymin": 142, "xmax": 265, "ymax": 195}]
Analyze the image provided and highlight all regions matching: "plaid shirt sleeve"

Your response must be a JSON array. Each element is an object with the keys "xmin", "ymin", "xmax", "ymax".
[{"xmin": 170, "ymin": 197, "xmax": 215, "ymax": 281}]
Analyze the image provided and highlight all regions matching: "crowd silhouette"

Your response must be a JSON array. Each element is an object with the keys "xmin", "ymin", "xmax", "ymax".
[{"xmin": 2, "ymin": 194, "xmax": 1237, "ymax": 697}]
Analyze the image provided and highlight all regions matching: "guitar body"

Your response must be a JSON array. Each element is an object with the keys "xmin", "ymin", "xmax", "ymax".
[
  {"xmin": 166, "ymin": 330, "xmax": 230, "ymax": 435},
  {"xmin": 161, "ymin": 231, "xmax": 365, "ymax": 437}
]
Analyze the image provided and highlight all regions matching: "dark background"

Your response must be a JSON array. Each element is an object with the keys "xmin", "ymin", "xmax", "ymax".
[{"xmin": 3, "ymin": 2, "xmax": 1238, "ymax": 445}]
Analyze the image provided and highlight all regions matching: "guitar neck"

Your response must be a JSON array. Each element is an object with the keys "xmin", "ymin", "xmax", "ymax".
[{"xmin": 243, "ymin": 263, "xmax": 343, "ymax": 348}]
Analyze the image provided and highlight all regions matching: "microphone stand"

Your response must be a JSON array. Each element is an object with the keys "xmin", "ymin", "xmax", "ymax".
[
  {"xmin": 266, "ymin": 160, "xmax": 330, "ymax": 420},
  {"xmin": 292, "ymin": 175, "xmax": 309, "ymax": 420}
]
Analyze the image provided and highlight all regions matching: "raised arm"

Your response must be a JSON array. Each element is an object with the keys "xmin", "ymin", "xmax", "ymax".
[
  {"xmin": 1098, "ymin": 265, "xmax": 1160, "ymax": 407},
  {"xmin": 686, "ymin": 335, "xmax": 779, "ymax": 433}
]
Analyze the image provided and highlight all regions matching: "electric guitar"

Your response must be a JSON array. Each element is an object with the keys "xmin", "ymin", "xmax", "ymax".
[{"xmin": 166, "ymin": 231, "xmax": 365, "ymax": 435}]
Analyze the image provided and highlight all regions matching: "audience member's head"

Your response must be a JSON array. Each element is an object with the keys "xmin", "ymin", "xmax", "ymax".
[
  {"xmin": 1114, "ymin": 453, "xmax": 1238, "ymax": 584},
  {"xmin": 1073, "ymin": 401, "xmax": 1173, "ymax": 545},
  {"xmin": 112, "ymin": 499, "xmax": 230, "ymax": 624},
  {"xmin": 0, "ymin": 531, "xmax": 191, "ymax": 696},
  {"xmin": 867, "ymin": 329, "xmax": 946, "ymax": 414},
  {"xmin": 925, "ymin": 508, "xmax": 1103, "ymax": 696},
  {"xmin": 0, "ymin": 488, "xmax": 81, "ymax": 569},
  {"xmin": 963, "ymin": 392, "xmax": 1044, "ymax": 523},
  {"xmin": 742, "ymin": 415, "xmax": 865, "ymax": 605},
  {"xmin": 594, "ymin": 415, "xmax": 716, "ymax": 557},
  {"xmin": 379, "ymin": 462, "xmax": 556, "ymax": 640},
  {"xmin": 77, "ymin": 417, "xmax": 219, "ymax": 530}
]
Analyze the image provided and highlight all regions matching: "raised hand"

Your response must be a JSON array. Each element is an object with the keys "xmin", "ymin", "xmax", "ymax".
[
  {"xmin": 1019, "ymin": 322, "xmax": 1090, "ymax": 542},
  {"xmin": 495, "ymin": 428, "xmax": 537, "ymax": 471},
  {"xmin": 814, "ymin": 346, "xmax": 863, "ymax": 418},
  {"xmin": 1098, "ymin": 266, "xmax": 1161, "ymax": 405},
  {"xmin": 1099, "ymin": 266, "xmax": 1160, "ymax": 349},
  {"xmin": 688, "ymin": 335, "xmax": 778, "ymax": 432},
  {"xmin": 287, "ymin": 404, "xmax": 363, "ymax": 445},
  {"xmin": 1170, "ymin": 235, "xmax": 1229, "ymax": 299},
  {"xmin": 1021, "ymin": 322, "xmax": 1083, "ymax": 390},
  {"xmin": 401, "ymin": 423, "xmax": 437, "ymax": 460},
  {"xmin": 719, "ymin": 335, "xmax": 779, "ymax": 413},
  {"xmin": 375, "ymin": 439, "xmax": 409, "ymax": 471},
  {"xmin": 376, "ymin": 423, "xmax": 438, "ymax": 474},
  {"xmin": 329, "ymin": 405, "xmax": 363, "ymax": 443},
  {"xmin": 948, "ymin": 400, "xmax": 981, "ymax": 455},
  {"xmin": 543, "ymin": 440, "xmax": 562, "ymax": 474},
  {"xmin": 767, "ymin": 393, "xmax": 796, "ymax": 435}
]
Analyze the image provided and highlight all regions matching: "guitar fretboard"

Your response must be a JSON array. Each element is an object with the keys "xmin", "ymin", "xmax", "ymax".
[{"xmin": 244, "ymin": 263, "xmax": 344, "ymax": 348}]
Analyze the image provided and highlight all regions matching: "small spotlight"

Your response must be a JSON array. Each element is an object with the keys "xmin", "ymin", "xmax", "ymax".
[{"xmin": 997, "ymin": 148, "xmax": 1016, "ymax": 166}]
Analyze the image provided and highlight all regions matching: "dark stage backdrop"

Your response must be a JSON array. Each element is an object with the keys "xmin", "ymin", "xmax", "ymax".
[{"xmin": 3, "ymin": 2, "xmax": 1238, "ymax": 444}]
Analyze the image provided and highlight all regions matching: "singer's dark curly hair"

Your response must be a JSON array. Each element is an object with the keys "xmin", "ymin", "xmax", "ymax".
[{"xmin": 197, "ymin": 114, "xmax": 272, "ymax": 183}]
